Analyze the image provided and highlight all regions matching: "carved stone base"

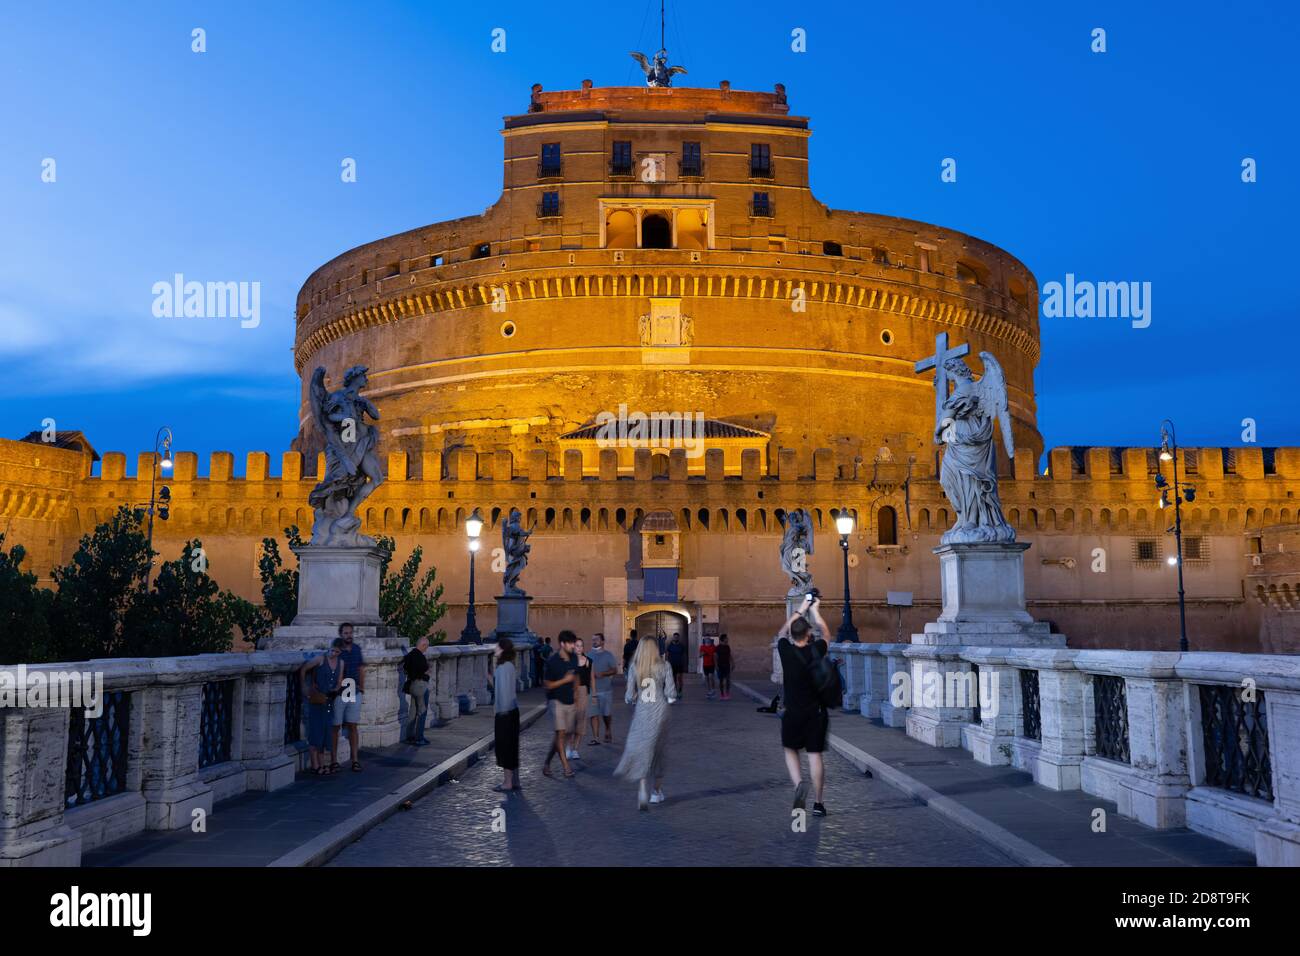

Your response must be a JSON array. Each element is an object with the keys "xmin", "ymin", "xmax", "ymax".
[
  {"xmin": 915, "ymin": 541, "xmax": 1067, "ymax": 648},
  {"xmin": 290, "ymin": 544, "xmax": 386, "ymax": 626},
  {"xmin": 490, "ymin": 594, "xmax": 540, "ymax": 645}
]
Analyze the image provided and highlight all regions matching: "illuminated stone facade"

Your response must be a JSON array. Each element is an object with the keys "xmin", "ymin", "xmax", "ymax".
[{"xmin": 2, "ymin": 81, "xmax": 1297, "ymax": 656}]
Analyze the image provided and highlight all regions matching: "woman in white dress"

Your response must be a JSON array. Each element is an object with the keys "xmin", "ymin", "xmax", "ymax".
[{"xmin": 614, "ymin": 636, "xmax": 677, "ymax": 810}]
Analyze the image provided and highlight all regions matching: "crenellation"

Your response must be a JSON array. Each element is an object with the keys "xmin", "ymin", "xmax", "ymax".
[
  {"xmin": 173, "ymin": 451, "xmax": 198, "ymax": 482},
  {"xmin": 387, "ymin": 450, "xmax": 408, "ymax": 481},
  {"xmin": 1048, "ymin": 448, "xmax": 1072, "ymax": 480},
  {"xmin": 1014, "ymin": 447, "xmax": 1035, "ymax": 481},
  {"xmin": 1122, "ymin": 448, "xmax": 1150, "ymax": 478},
  {"xmin": 706, "ymin": 448, "xmax": 726, "ymax": 481},
  {"xmin": 1276, "ymin": 448, "xmax": 1300, "ymax": 478},
  {"xmin": 598, "ymin": 448, "xmax": 618, "ymax": 481},
  {"xmin": 564, "ymin": 449, "xmax": 583, "ymax": 481},
  {"xmin": 1235, "ymin": 447, "xmax": 1265, "ymax": 480},
  {"xmin": 778, "ymin": 447, "xmax": 797, "ymax": 481},
  {"xmin": 282, "ymin": 451, "xmax": 303, "ymax": 483},
  {"xmin": 492, "ymin": 449, "xmax": 513, "ymax": 482},
  {"xmin": 246, "ymin": 451, "xmax": 269, "ymax": 482},
  {"xmin": 527, "ymin": 448, "xmax": 548, "ymax": 482},
  {"xmin": 669, "ymin": 448, "xmax": 688, "ymax": 480},
  {"xmin": 813, "ymin": 448, "xmax": 834, "ymax": 480},
  {"xmin": 210, "ymin": 452, "xmax": 233, "ymax": 482}
]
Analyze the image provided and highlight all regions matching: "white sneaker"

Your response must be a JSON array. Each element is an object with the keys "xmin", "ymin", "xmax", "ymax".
[{"xmin": 649, "ymin": 790, "xmax": 665, "ymax": 804}]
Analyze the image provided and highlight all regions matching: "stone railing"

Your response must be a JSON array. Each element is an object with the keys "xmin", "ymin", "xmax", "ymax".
[
  {"xmin": 0, "ymin": 640, "xmax": 516, "ymax": 867},
  {"xmin": 830, "ymin": 643, "xmax": 1300, "ymax": 866}
]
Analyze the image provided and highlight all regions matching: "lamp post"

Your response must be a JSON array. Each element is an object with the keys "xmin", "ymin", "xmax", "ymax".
[
  {"xmin": 143, "ymin": 426, "xmax": 174, "ymax": 589},
  {"xmin": 460, "ymin": 508, "xmax": 484, "ymax": 643},
  {"xmin": 1155, "ymin": 421, "xmax": 1193, "ymax": 653},
  {"xmin": 834, "ymin": 509, "xmax": 859, "ymax": 642}
]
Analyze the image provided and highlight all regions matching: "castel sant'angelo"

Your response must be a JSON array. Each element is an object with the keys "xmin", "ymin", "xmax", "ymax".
[{"xmin": 3, "ymin": 66, "xmax": 1297, "ymax": 657}]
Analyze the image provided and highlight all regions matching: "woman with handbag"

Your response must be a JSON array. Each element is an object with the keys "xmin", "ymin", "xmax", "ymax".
[{"xmin": 299, "ymin": 638, "xmax": 347, "ymax": 775}]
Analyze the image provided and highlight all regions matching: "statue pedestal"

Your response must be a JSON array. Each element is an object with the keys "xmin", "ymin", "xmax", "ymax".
[
  {"xmin": 258, "ymin": 543, "xmax": 403, "ymax": 754},
  {"xmin": 906, "ymin": 541, "xmax": 1065, "ymax": 748},
  {"xmin": 491, "ymin": 594, "xmax": 539, "ymax": 643},
  {"xmin": 289, "ymin": 544, "xmax": 385, "ymax": 627}
]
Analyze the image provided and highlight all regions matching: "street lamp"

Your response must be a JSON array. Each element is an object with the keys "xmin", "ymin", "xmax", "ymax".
[
  {"xmin": 143, "ymin": 426, "xmax": 174, "ymax": 589},
  {"xmin": 460, "ymin": 508, "xmax": 484, "ymax": 643},
  {"xmin": 1155, "ymin": 420, "xmax": 1194, "ymax": 653},
  {"xmin": 834, "ymin": 509, "xmax": 859, "ymax": 642}
]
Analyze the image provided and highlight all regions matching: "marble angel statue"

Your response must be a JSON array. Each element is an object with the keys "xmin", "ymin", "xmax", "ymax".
[
  {"xmin": 306, "ymin": 365, "xmax": 384, "ymax": 547},
  {"xmin": 935, "ymin": 352, "xmax": 1016, "ymax": 544},
  {"xmin": 779, "ymin": 508, "xmax": 815, "ymax": 597}
]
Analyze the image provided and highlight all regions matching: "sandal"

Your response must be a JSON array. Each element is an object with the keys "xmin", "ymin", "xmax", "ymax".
[
  {"xmin": 351, "ymin": 761, "xmax": 362, "ymax": 772},
  {"xmin": 328, "ymin": 762, "xmax": 340, "ymax": 774},
  {"xmin": 542, "ymin": 765, "xmax": 554, "ymax": 778},
  {"xmin": 589, "ymin": 739, "xmax": 601, "ymax": 746},
  {"xmin": 314, "ymin": 767, "xmax": 329, "ymax": 776}
]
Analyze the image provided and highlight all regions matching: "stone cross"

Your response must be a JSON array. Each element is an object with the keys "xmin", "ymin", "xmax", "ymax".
[{"xmin": 914, "ymin": 332, "xmax": 970, "ymax": 435}]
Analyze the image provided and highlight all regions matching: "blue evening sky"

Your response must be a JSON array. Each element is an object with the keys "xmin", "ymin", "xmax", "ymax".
[{"xmin": 2, "ymin": 1, "xmax": 1294, "ymax": 473}]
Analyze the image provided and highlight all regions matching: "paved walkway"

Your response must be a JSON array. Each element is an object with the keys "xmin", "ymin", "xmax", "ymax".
[
  {"xmin": 731, "ymin": 676, "xmax": 1255, "ymax": 867},
  {"xmin": 329, "ymin": 676, "xmax": 1015, "ymax": 867},
  {"xmin": 83, "ymin": 692, "xmax": 544, "ymax": 867}
]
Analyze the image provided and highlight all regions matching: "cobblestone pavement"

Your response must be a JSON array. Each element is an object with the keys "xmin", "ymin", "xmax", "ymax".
[{"xmin": 329, "ymin": 677, "xmax": 1015, "ymax": 866}]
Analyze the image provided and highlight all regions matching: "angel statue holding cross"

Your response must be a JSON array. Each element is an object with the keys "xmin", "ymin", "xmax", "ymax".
[{"xmin": 916, "ymin": 335, "xmax": 1016, "ymax": 545}]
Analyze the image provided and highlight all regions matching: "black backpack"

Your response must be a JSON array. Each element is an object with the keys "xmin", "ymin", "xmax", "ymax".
[{"xmin": 806, "ymin": 641, "xmax": 843, "ymax": 709}]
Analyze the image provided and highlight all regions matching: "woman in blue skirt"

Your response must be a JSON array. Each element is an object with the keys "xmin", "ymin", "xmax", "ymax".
[{"xmin": 299, "ymin": 638, "xmax": 346, "ymax": 775}]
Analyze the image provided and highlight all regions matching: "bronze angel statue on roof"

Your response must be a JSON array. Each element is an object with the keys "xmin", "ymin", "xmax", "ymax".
[
  {"xmin": 934, "ymin": 351, "xmax": 1016, "ymax": 545},
  {"xmin": 630, "ymin": 50, "xmax": 687, "ymax": 88},
  {"xmin": 307, "ymin": 365, "xmax": 385, "ymax": 547}
]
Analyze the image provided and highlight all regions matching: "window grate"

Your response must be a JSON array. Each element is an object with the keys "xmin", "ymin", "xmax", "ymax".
[
  {"xmin": 1092, "ymin": 675, "xmax": 1130, "ymax": 763},
  {"xmin": 970, "ymin": 664, "xmax": 982, "ymax": 725},
  {"xmin": 199, "ymin": 680, "xmax": 235, "ymax": 769},
  {"xmin": 65, "ymin": 691, "xmax": 130, "ymax": 808},
  {"xmin": 284, "ymin": 671, "xmax": 303, "ymax": 746},
  {"xmin": 1020, "ymin": 669, "xmax": 1041, "ymax": 740},
  {"xmin": 1199, "ymin": 685, "xmax": 1272, "ymax": 801}
]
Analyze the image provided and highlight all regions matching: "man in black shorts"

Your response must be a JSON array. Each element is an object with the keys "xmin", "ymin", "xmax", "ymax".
[{"xmin": 777, "ymin": 593, "xmax": 832, "ymax": 816}]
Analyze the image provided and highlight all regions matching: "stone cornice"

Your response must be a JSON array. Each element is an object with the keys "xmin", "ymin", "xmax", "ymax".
[{"xmin": 294, "ymin": 266, "xmax": 1039, "ymax": 373}]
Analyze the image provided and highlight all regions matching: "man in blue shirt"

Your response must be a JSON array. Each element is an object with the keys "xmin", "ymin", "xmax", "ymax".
[{"xmin": 331, "ymin": 623, "xmax": 366, "ymax": 772}]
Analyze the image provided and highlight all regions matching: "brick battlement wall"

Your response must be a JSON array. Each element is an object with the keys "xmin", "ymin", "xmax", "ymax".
[{"xmin": 3, "ymin": 437, "xmax": 1297, "ymax": 654}]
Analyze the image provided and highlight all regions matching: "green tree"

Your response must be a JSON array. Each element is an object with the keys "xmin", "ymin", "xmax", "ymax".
[
  {"xmin": 376, "ymin": 535, "xmax": 447, "ymax": 643},
  {"xmin": 0, "ymin": 535, "xmax": 55, "ymax": 664},
  {"xmin": 256, "ymin": 526, "xmax": 302, "ymax": 627},
  {"xmin": 124, "ymin": 540, "xmax": 239, "ymax": 656},
  {"xmin": 48, "ymin": 506, "xmax": 152, "ymax": 660}
]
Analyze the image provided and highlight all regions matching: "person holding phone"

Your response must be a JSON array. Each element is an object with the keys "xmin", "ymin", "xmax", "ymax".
[{"xmin": 776, "ymin": 592, "xmax": 831, "ymax": 816}]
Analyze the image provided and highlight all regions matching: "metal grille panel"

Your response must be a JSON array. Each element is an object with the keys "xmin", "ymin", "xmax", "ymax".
[
  {"xmin": 1092, "ymin": 675, "xmax": 1130, "ymax": 763},
  {"xmin": 65, "ymin": 691, "xmax": 130, "ymax": 808},
  {"xmin": 284, "ymin": 671, "xmax": 303, "ymax": 746},
  {"xmin": 1020, "ymin": 669, "xmax": 1041, "ymax": 741},
  {"xmin": 199, "ymin": 680, "xmax": 235, "ymax": 769},
  {"xmin": 1199, "ymin": 685, "xmax": 1272, "ymax": 801}
]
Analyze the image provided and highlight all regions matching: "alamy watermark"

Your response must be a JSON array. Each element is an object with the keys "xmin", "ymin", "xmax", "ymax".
[
  {"xmin": 151, "ymin": 273, "xmax": 261, "ymax": 328},
  {"xmin": 593, "ymin": 404, "xmax": 706, "ymax": 459},
  {"xmin": 1041, "ymin": 273, "xmax": 1151, "ymax": 329},
  {"xmin": 0, "ymin": 665, "xmax": 105, "ymax": 718},
  {"xmin": 891, "ymin": 668, "xmax": 1000, "ymax": 716}
]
